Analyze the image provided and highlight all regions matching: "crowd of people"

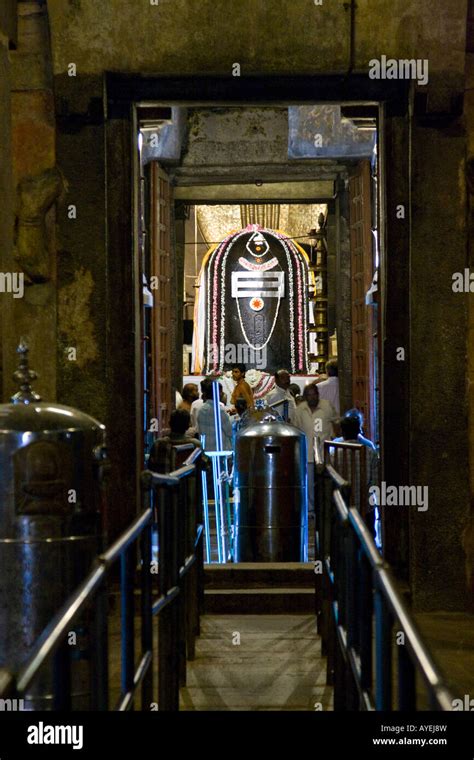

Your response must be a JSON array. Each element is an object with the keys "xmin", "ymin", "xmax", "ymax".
[{"xmin": 150, "ymin": 360, "xmax": 379, "ymax": 537}]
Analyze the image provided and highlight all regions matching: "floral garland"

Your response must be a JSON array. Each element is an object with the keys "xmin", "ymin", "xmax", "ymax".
[
  {"xmin": 207, "ymin": 228, "xmax": 250, "ymax": 373},
  {"xmin": 246, "ymin": 370, "xmax": 276, "ymax": 399},
  {"xmin": 238, "ymin": 256, "xmax": 278, "ymax": 272},
  {"xmin": 274, "ymin": 230, "xmax": 308, "ymax": 372}
]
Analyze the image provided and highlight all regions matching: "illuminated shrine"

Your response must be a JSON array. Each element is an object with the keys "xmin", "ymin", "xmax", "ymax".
[{"xmin": 192, "ymin": 224, "xmax": 314, "ymax": 374}]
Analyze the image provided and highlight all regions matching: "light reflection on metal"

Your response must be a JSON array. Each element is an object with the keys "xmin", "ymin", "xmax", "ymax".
[
  {"xmin": 199, "ymin": 434, "xmax": 211, "ymax": 564},
  {"xmin": 212, "ymin": 381, "xmax": 230, "ymax": 562}
]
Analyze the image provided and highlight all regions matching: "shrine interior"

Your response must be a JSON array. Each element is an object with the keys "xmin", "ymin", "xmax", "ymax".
[{"xmin": 138, "ymin": 105, "xmax": 380, "ymax": 449}]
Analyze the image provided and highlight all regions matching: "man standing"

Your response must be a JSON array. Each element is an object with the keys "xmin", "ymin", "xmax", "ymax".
[
  {"xmin": 230, "ymin": 364, "xmax": 254, "ymax": 411},
  {"xmin": 266, "ymin": 369, "xmax": 297, "ymax": 423},
  {"xmin": 315, "ymin": 359, "xmax": 340, "ymax": 415},
  {"xmin": 295, "ymin": 383, "xmax": 338, "ymax": 515},
  {"xmin": 178, "ymin": 383, "xmax": 199, "ymax": 413},
  {"xmin": 197, "ymin": 378, "xmax": 233, "ymax": 452},
  {"xmin": 332, "ymin": 410, "xmax": 380, "ymax": 545},
  {"xmin": 190, "ymin": 377, "xmax": 226, "ymax": 431}
]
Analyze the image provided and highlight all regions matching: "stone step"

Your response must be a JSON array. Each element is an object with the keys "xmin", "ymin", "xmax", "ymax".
[
  {"xmin": 205, "ymin": 562, "xmax": 315, "ymax": 589},
  {"xmin": 204, "ymin": 587, "xmax": 315, "ymax": 614}
]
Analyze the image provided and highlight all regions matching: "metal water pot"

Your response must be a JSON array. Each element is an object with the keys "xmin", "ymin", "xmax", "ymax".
[
  {"xmin": 234, "ymin": 414, "xmax": 306, "ymax": 561},
  {"xmin": 0, "ymin": 342, "xmax": 107, "ymax": 708}
]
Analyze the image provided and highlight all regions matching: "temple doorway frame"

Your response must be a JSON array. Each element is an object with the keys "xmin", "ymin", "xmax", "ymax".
[{"xmin": 105, "ymin": 73, "xmax": 409, "ymax": 573}]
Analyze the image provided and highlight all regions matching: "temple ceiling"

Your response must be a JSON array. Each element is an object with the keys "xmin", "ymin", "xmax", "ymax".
[{"xmin": 196, "ymin": 203, "xmax": 327, "ymax": 247}]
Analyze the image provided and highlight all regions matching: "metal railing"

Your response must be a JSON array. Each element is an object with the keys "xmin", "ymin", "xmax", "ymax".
[
  {"xmin": 0, "ymin": 445, "xmax": 204, "ymax": 711},
  {"xmin": 313, "ymin": 439, "xmax": 454, "ymax": 711}
]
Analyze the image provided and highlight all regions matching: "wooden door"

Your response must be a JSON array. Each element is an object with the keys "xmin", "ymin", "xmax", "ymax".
[
  {"xmin": 349, "ymin": 160, "xmax": 375, "ymax": 439},
  {"xmin": 150, "ymin": 163, "xmax": 172, "ymax": 433}
]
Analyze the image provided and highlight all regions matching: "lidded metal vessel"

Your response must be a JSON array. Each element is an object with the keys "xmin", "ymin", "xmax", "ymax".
[
  {"xmin": 234, "ymin": 413, "xmax": 307, "ymax": 562},
  {"xmin": 0, "ymin": 342, "xmax": 107, "ymax": 709}
]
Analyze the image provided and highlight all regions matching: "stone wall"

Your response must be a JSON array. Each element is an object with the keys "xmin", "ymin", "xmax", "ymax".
[
  {"xmin": 409, "ymin": 122, "xmax": 468, "ymax": 610},
  {"xmin": 464, "ymin": 25, "xmax": 474, "ymax": 609},
  {"xmin": 54, "ymin": 72, "xmax": 106, "ymax": 422},
  {"xmin": 2, "ymin": 1, "xmax": 57, "ymax": 402},
  {"xmin": 0, "ymin": 41, "xmax": 12, "ymax": 398},
  {"xmin": 46, "ymin": 0, "xmax": 467, "ymax": 88}
]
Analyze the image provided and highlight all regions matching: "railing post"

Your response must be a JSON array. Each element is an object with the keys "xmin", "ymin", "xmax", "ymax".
[
  {"xmin": 345, "ymin": 527, "xmax": 360, "ymax": 710},
  {"xmin": 52, "ymin": 640, "xmax": 72, "ymax": 711},
  {"xmin": 177, "ymin": 480, "xmax": 187, "ymax": 688},
  {"xmin": 398, "ymin": 641, "xmax": 416, "ymax": 711},
  {"xmin": 325, "ymin": 483, "xmax": 339, "ymax": 683},
  {"xmin": 320, "ymin": 465, "xmax": 334, "ymax": 657},
  {"xmin": 140, "ymin": 516, "xmax": 153, "ymax": 711},
  {"xmin": 323, "ymin": 567, "xmax": 334, "ymax": 682},
  {"xmin": 375, "ymin": 583, "xmax": 392, "ymax": 710},
  {"xmin": 158, "ymin": 484, "xmax": 180, "ymax": 711},
  {"xmin": 313, "ymin": 465, "xmax": 325, "ymax": 628},
  {"xmin": 359, "ymin": 552, "xmax": 373, "ymax": 699},
  {"xmin": 121, "ymin": 543, "xmax": 135, "ymax": 709},
  {"xmin": 185, "ymin": 470, "xmax": 198, "ymax": 661},
  {"xmin": 333, "ymin": 612, "xmax": 346, "ymax": 710},
  {"xmin": 196, "ymin": 458, "xmax": 205, "ymax": 627},
  {"xmin": 346, "ymin": 531, "xmax": 359, "ymax": 652},
  {"xmin": 91, "ymin": 580, "xmax": 109, "ymax": 711},
  {"xmin": 329, "ymin": 493, "xmax": 345, "ymax": 694}
]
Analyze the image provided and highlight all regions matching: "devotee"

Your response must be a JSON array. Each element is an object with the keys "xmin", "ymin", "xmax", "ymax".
[
  {"xmin": 197, "ymin": 379, "xmax": 233, "ymax": 452},
  {"xmin": 332, "ymin": 410, "xmax": 380, "ymax": 544},
  {"xmin": 290, "ymin": 383, "xmax": 304, "ymax": 406},
  {"xmin": 289, "ymin": 383, "xmax": 301, "ymax": 399},
  {"xmin": 149, "ymin": 409, "xmax": 202, "ymax": 473},
  {"xmin": 231, "ymin": 396, "xmax": 249, "ymax": 443},
  {"xmin": 315, "ymin": 359, "xmax": 340, "ymax": 414},
  {"xmin": 230, "ymin": 364, "xmax": 254, "ymax": 410},
  {"xmin": 294, "ymin": 382, "xmax": 338, "ymax": 515},
  {"xmin": 266, "ymin": 369, "xmax": 296, "ymax": 423},
  {"xmin": 190, "ymin": 377, "xmax": 226, "ymax": 430},
  {"xmin": 178, "ymin": 382, "xmax": 199, "ymax": 412}
]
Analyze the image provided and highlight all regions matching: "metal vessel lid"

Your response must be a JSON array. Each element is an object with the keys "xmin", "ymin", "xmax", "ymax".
[
  {"xmin": 237, "ymin": 416, "xmax": 304, "ymax": 440},
  {"xmin": 0, "ymin": 341, "xmax": 105, "ymax": 433}
]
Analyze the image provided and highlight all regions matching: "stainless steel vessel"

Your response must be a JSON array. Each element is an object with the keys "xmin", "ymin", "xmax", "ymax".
[
  {"xmin": 0, "ymin": 342, "xmax": 107, "ymax": 708},
  {"xmin": 233, "ymin": 414, "xmax": 307, "ymax": 561}
]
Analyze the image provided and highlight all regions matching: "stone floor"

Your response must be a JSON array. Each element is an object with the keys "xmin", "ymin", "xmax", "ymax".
[
  {"xmin": 180, "ymin": 614, "xmax": 333, "ymax": 711},
  {"xmin": 107, "ymin": 602, "xmax": 474, "ymax": 711}
]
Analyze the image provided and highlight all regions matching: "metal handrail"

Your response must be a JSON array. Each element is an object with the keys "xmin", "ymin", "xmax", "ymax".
[
  {"xmin": 17, "ymin": 562, "xmax": 110, "ymax": 694},
  {"xmin": 313, "ymin": 438, "xmax": 455, "ymax": 711},
  {"xmin": 0, "ymin": 446, "xmax": 204, "ymax": 711}
]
